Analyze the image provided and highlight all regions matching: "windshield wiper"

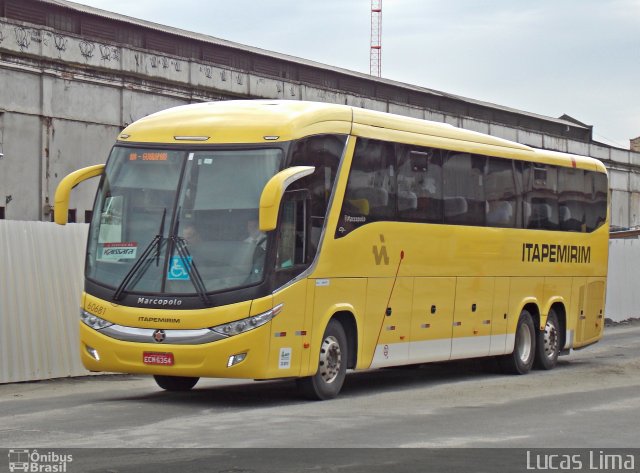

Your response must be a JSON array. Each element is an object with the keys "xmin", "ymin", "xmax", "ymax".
[
  {"xmin": 112, "ymin": 208, "xmax": 167, "ymax": 301},
  {"xmin": 170, "ymin": 211, "xmax": 212, "ymax": 307}
]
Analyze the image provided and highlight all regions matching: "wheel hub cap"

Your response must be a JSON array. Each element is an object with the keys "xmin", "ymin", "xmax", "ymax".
[
  {"xmin": 543, "ymin": 320, "xmax": 559, "ymax": 360},
  {"xmin": 319, "ymin": 335, "xmax": 341, "ymax": 384},
  {"xmin": 517, "ymin": 326, "xmax": 532, "ymax": 363}
]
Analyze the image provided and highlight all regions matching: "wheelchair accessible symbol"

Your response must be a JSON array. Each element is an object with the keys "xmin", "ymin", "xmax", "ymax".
[{"xmin": 168, "ymin": 256, "xmax": 192, "ymax": 280}]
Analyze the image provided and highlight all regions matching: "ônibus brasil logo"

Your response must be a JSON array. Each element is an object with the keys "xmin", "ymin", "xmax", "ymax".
[{"xmin": 8, "ymin": 449, "xmax": 73, "ymax": 472}]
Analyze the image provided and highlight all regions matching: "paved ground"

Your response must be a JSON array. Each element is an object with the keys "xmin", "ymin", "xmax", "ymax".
[{"xmin": 1, "ymin": 325, "xmax": 639, "ymax": 471}]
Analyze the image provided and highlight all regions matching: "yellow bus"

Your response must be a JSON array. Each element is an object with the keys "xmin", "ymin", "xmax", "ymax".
[{"xmin": 55, "ymin": 100, "xmax": 609, "ymax": 399}]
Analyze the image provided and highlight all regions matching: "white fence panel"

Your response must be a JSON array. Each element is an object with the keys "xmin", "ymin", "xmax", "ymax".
[
  {"xmin": 606, "ymin": 238, "xmax": 640, "ymax": 322},
  {"xmin": 0, "ymin": 221, "xmax": 89, "ymax": 384}
]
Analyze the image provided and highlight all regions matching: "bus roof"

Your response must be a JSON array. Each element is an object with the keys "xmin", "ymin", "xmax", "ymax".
[{"xmin": 118, "ymin": 100, "xmax": 606, "ymax": 173}]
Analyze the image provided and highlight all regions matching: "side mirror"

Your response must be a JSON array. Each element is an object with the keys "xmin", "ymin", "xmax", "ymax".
[
  {"xmin": 54, "ymin": 164, "xmax": 105, "ymax": 225},
  {"xmin": 259, "ymin": 166, "xmax": 314, "ymax": 232}
]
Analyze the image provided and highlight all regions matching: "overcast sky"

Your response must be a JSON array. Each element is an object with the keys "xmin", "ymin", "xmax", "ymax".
[{"xmin": 73, "ymin": 0, "xmax": 640, "ymax": 149}]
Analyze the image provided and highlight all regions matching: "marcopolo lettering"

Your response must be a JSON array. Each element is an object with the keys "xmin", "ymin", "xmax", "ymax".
[
  {"xmin": 522, "ymin": 243, "xmax": 591, "ymax": 263},
  {"xmin": 137, "ymin": 297, "xmax": 183, "ymax": 306}
]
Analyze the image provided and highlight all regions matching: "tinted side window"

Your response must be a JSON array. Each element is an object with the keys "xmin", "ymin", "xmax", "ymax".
[
  {"xmin": 558, "ymin": 167, "xmax": 587, "ymax": 232},
  {"xmin": 522, "ymin": 163, "xmax": 559, "ymax": 230},
  {"xmin": 289, "ymin": 134, "xmax": 346, "ymax": 249},
  {"xmin": 337, "ymin": 138, "xmax": 397, "ymax": 237},
  {"xmin": 443, "ymin": 152, "xmax": 486, "ymax": 226},
  {"xmin": 334, "ymin": 137, "xmax": 607, "ymax": 236},
  {"xmin": 585, "ymin": 171, "xmax": 608, "ymax": 232},
  {"xmin": 396, "ymin": 145, "xmax": 443, "ymax": 223},
  {"xmin": 485, "ymin": 157, "xmax": 516, "ymax": 228}
]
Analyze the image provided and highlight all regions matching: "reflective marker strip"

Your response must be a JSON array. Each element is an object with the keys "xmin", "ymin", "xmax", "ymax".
[
  {"xmin": 295, "ymin": 331, "xmax": 307, "ymax": 336},
  {"xmin": 274, "ymin": 332, "xmax": 287, "ymax": 338}
]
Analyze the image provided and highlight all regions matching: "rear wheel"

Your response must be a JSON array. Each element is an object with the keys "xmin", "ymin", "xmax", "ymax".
[
  {"xmin": 499, "ymin": 309, "xmax": 536, "ymax": 374},
  {"xmin": 534, "ymin": 309, "xmax": 560, "ymax": 370},
  {"xmin": 154, "ymin": 375, "xmax": 199, "ymax": 392},
  {"xmin": 297, "ymin": 320, "xmax": 347, "ymax": 400}
]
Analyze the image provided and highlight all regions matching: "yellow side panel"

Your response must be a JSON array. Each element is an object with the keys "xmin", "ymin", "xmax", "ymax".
[
  {"xmin": 575, "ymin": 278, "xmax": 606, "ymax": 347},
  {"xmin": 304, "ymin": 277, "xmax": 367, "ymax": 376},
  {"xmin": 507, "ymin": 277, "xmax": 544, "ymax": 336},
  {"xmin": 409, "ymin": 277, "xmax": 455, "ymax": 363},
  {"xmin": 542, "ymin": 277, "xmax": 573, "ymax": 328},
  {"xmin": 364, "ymin": 277, "xmax": 413, "ymax": 367},
  {"xmin": 264, "ymin": 279, "xmax": 308, "ymax": 378},
  {"xmin": 569, "ymin": 277, "xmax": 586, "ymax": 347},
  {"xmin": 489, "ymin": 277, "xmax": 510, "ymax": 355},
  {"xmin": 451, "ymin": 277, "xmax": 495, "ymax": 359},
  {"xmin": 360, "ymin": 278, "xmax": 392, "ymax": 368}
]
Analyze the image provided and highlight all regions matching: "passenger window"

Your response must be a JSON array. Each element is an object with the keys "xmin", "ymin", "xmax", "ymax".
[
  {"xmin": 337, "ymin": 138, "xmax": 397, "ymax": 237},
  {"xmin": 334, "ymin": 138, "xmax": 607, "ymax": 235},
  {"xmin": 585, "ymin": 172, "xmax": 608, "ymax": 232},
  {"xmin": 522, "ymin": 163, "xmax": 559, "ymax": 230},
  {"xmin": 485, "ymin": 157, "xmax": 516, "ymax": 228},
  {"xmin": 558, "ymin": 167, "xmax": 587, "ymax": 232},
  {"xmin": 289, "ymin": 135, "xmax": 346, "ymax": 249},
  {"xmin": 396, "ymin": 146, "xmax": 443, "ymax": 223},
  {"xmin": 442, "ymin": 152, "xmax": 486, "ymax": 226}
]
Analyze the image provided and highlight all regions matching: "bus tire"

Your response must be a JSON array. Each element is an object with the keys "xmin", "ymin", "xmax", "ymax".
[
  {"xmin": 499, "ymin": 309, "xmax": 536, "ymax": 375},
  {"xmin": 154, "ymin": 375, "xmax": 199, "ymax": 392},
  {"xmin": 534, "ymin": 309, "xmax": 560, "ymax": 370},
  {"xmin": 297, "ymin": 319, "xmax": 347, "ymax": 400}
]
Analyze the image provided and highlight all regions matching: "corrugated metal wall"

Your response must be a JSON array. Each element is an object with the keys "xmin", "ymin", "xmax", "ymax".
[{"xmin": 0, "ymin": 220, "xmax": 89, "ymax": 384}]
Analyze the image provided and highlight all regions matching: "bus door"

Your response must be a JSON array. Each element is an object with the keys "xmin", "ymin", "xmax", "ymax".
[{"xmin": 267, "ymin": 192, "xmax": 312, "ymax": 377}]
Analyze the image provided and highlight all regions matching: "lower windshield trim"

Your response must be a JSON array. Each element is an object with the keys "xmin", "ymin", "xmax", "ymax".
[{"xmin": 85, "ymin": 278, "xmax": 273, "ymax": 310}]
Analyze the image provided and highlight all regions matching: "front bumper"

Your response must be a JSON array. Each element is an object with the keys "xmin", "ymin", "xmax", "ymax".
[{"xmin": 80, "ymin": 320, "xmax": 272, "ymax": 379}]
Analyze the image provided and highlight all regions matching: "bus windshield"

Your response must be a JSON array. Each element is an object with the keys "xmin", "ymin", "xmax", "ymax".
[{"xmin": 86, "ymin": 146, "xmax": 283, "ymax": 297}]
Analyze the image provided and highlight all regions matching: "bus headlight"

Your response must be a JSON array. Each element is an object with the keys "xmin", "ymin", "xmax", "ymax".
[
  {"xmin": 80, "ymin": 309, "xmax": 113, "ymax": 330},
  {"xmin": 211, "ymin": 304, "xmax": 283, "ymax": 336}
]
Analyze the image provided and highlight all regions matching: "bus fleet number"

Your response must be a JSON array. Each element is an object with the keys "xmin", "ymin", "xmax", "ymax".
[{"xmin": 86, "ymin": 302, "xmax": 107, "ymax": 317}]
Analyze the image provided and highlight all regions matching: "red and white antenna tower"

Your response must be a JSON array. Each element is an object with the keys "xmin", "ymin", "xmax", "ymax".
[{"xmin": 370, "ymin": 0, "xmax": 382, "ymax": 77}]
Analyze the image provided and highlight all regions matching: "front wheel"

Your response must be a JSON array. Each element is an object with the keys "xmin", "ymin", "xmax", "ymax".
[
  {"xmin": 499, "ymin": 309, "xmax": 536, "ymax": 374},
  {"xmin": 534, "ymin": 310, "xmax": 560, "ymax": 370},
  {"xmin": 297, "ymin": 320, "xmax": 347, "ymax": 400},
  {"xmin": 154, "ymin": 375, "xmax": 199, "ymax": 392}
]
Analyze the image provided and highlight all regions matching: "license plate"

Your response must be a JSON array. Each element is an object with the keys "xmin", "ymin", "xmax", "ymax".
[{"xmin": 143, "ymin": 352, "xmax": 174, "ymax": 366}]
